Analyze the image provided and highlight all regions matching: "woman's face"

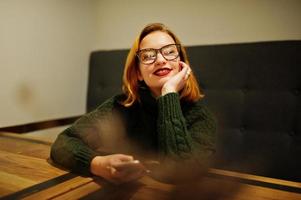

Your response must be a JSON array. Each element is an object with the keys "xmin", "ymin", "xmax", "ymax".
[{"xmin": 137, "ymin": 31, "xmax": 181, "ymax": 97}]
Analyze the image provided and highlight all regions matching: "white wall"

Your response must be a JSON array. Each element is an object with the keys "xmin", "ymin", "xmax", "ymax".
[
  {"xmin": 0, "ymin": 0, "xmax": 98, "ymax": 127},
  {"xmin": 95, "ymin": 0, "xmax": 301, "ymax": 50},
  {"xmin": 1, "ymin": 0, "xmax": 300, "ymax": 127}
]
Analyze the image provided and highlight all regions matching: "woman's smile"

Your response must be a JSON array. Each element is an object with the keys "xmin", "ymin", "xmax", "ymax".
[{"xmin": 153, "ymin": 68, "xmax": 172, "ymax": 77}]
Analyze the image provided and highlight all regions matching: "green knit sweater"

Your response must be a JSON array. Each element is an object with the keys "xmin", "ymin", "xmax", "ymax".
[{"xmin": 50, "ymin": 89, "xmax": 217, "ymax": 176}]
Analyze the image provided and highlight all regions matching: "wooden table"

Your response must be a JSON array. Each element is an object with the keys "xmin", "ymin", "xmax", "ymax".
[{"xmin": 1, "ymin": 130, "xmax": 301, "ymax": 200}]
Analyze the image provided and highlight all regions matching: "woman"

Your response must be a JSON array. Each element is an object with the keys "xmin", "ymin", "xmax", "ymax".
[{"xmin": 51, "ymin": 23, "xmax": 216, "ymax": 184}]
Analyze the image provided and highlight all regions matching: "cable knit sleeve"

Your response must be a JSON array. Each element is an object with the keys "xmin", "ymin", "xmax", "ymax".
[
  {"xmin": 50, "ymin": 97, "xmax": 116, "ymax": 175},
  {"xmin": 157, "ymin": 92, "xmax": 217, "ymax": 166}
]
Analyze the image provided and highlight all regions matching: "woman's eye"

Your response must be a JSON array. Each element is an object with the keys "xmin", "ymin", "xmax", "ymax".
[
  {"xmin": 163, "ymin": 49, "xmax": 176, "ymax": 55},
  {"xmin": 142, "ymin": 52, "xmax": 155, "ymax": 60}
]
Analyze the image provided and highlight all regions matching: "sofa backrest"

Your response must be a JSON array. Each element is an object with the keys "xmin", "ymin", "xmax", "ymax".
[{"xmin": 87, "ymin": 41, "xmax": 301, "ymax": 182}]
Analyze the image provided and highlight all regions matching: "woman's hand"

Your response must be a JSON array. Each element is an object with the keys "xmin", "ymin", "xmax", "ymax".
[
  {"xmin": 161, "ymin": 61, "xmax": 191, "ymax": 96},
  {"xmin": 90, "ymin": 154, "xmax": 146, "ymax": 184}
]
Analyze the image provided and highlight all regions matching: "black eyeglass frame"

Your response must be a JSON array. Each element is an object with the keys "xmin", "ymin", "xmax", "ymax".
[{"xmin": 136, "ymin": 44, "xmax": 181, "ymax": 65}]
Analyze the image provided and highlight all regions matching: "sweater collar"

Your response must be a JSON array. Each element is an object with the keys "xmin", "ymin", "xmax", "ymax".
[{"xmin": 138, "ymin": 83, "xmax": 158, "ymax": 111}]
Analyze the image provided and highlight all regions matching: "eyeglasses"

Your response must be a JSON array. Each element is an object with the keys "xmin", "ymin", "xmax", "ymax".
[{"xmin": 136, "ymin": 44, "xmax": 181, "ymax": 65}]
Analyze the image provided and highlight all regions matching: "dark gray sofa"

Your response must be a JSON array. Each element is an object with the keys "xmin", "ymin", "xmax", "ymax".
[{"xmin": 87, "ymin": 41, "xmax": 301, "ymax": 182}]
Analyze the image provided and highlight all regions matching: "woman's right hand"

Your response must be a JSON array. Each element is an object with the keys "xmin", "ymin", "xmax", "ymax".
[
  {"xmin": 90, "ymin": 154, "xmax": 146, "ymax": 184},
  {"xmin": 161, "ymin": 61, "xmax": 191, "ymax": 96}
]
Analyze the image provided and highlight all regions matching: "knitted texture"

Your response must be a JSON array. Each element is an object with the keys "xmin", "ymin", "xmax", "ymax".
[{"xmin": 50, "ymin": 90, "xmax": 217, "ymax": 175}]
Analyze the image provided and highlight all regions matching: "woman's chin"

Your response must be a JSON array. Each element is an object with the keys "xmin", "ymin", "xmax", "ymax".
[
  {"xmin": 145, "ymin": 75, "xmax": 175, "ymax": 93},
  {"xmin": 157, "ymin": 75, "xmax": 172, "ymax": 84}
]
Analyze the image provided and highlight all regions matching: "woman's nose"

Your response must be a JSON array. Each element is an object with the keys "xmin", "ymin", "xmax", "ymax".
[{"xmin": 155, "ymin": 52, "xmax": 166, "ymax": 65}]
